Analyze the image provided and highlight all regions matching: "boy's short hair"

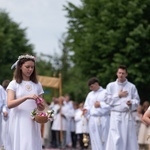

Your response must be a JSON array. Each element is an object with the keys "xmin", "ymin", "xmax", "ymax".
[
  {"xmin": 88, "ymin": 77, "xmax": 100, "ymax": 86},
  {"xmin": 118, "ymin": 65, "xmax": 128, "ymax": 72}
]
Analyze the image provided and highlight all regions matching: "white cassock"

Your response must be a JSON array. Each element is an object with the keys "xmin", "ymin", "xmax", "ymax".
[
  {"xmin": 1, "ymin": 88, "xmax": 10, "ymax": 149},
  {"xmin": 63, "ymin": 101, "xmax": 73, "ymax": 146},
  {"xmin": 105, "ymin": 79, "xmax": 140, "ymax": 150},
  {"xmin": 51, "ymin": 104, "xmax": 67, "ymax": 131},
  {"xmin": 74, "ymin": 108, "xmax": 88, "ymax": 134},
  {"xmin": 0, "ymin": 85, "xmax": 6, "ymax": 147},
  {"xmin": 84, "ymin": 87, "xmax": 110, "ymax": 150}
]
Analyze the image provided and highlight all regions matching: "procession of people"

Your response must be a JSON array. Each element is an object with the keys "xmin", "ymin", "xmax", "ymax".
[
  {"xmin": 42, "ymin": 65, "xmax": 150, "ymax": 150},
  {"xmin": 0, "ymin": 54, "xmax": 150, "ymax": 150}
]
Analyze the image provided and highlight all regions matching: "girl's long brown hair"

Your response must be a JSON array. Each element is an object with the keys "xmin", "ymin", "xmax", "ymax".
[{"xmin": 14, "ymin": 57, "xmax": 38, "ymax": 84}]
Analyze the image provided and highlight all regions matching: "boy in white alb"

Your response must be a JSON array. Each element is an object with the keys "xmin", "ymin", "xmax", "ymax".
[
  {"xmin": 83, "ymin": 77, "xmax": 110, "ymax": 150},
  {"xmin": 74, "ymin": 102, "xmax": 89, "ymax": 149},
  {"xmin": 105, "ymin": 65, "xmax": 140, "ymax": 150}
]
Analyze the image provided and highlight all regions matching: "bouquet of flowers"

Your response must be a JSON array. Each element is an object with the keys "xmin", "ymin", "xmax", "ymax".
[{"xmin": 31, "ymin": 109, "xmax": 54, "ymax": 123}]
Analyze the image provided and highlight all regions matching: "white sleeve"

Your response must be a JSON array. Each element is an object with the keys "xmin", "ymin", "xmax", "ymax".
[{"xmin": 6, "ymin": 80, "xmax": 16, "ymax": 92}]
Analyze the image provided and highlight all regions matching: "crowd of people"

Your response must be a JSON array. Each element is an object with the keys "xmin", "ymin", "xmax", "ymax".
[
  {"xmin": 0, "ymin": 54, "xmax": 150, "ymax": 150},
  {"xmin": 42, "ymin": 65, "xmax": 150, "ymax": 150},
  {"xmin": 42, "ymin": 95, "xmax": 89, "ymax": 150},
  {"xmin": 41, "ymin": 99, "xmax": 150, "ymax": 150}
]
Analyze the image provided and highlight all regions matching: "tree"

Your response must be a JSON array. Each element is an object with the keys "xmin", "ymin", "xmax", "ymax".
[
  {"xmin": 0, "ymin": 10, "xmax": 35, "ymax": 83},
  {"xmin": 0, "ymin": 10, "xmax": 71, "ymax": 101},
  {"xmin": 63, "ymin": 0, "xmax": 150, "ymax": 101},
  {"xmin": 56, "ymin": 36, "xmax": 89, "ymax": 102}
]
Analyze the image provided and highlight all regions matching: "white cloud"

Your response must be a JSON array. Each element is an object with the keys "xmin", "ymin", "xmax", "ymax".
[{"xmin": 0, "ymin": 0, "xmax": 81, "ymax": 56}]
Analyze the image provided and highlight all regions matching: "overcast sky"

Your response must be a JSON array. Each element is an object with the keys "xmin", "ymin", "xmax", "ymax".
[{"xmin": 0, "ymin": 0, "xmax": 81, "ymax": 56}]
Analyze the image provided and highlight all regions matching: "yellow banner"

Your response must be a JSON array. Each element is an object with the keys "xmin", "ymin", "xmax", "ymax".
[{"xmin": 38, "ymin": 75, "xmax": 60, "ymax": 89}]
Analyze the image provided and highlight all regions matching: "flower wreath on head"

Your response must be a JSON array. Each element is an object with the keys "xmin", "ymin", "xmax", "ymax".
[
  {"xmin": 11, "ymin": 54, "xmax": 36, "ymax": 70},
  {"xmin": 31, "ymin": 98, "xmax": 55, "ymax": 123},
  {"xmin": 18, "ymin": 54, "xmax": 35, "ymax": 60}
]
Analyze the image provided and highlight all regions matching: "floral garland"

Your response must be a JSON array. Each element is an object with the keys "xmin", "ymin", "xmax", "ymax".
[
  {"xmin": 18, "ymin": 54, "xmax": 35, "ymax": 60},
  {"xmin": 11, "ymin": 54, "xmax": 36, "ymax": 70}
]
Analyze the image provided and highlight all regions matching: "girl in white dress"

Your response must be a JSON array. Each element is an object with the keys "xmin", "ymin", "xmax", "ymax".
[{"xmin": 7, "ymin": 54, "xmax": 45, "ymax": 150}]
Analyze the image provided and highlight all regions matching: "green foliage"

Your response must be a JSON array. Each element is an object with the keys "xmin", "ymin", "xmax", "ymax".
[
  {"xmin": 0, "ymin": 10, "xmax": 35, "ymax": 83},
  {"xmin": 36, "ymin": 55, "xmax": 54, "ymax": 76},
  {"xmin": 63, "ymin": 0, "xmax": 150, "ymax": 101},
  {"xmin": 1, "ymin": 1, "xmax": 150, "ymax": 103},
  {"xmin": 62, "ymin": 66, "xmax": 89, "ymax": 102}
]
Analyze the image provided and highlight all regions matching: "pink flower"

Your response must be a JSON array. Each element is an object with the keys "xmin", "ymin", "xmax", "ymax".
[
  {"xmin": 36, "ymin": 98, "xmax": 44, "ymax": 104},
  {"xmin": 39, "ymin": 112, "xmax": 46, "ymax": 116},
  {"xmin": 30, "ymin": 108, "xmax": 55, "ymax": 122}
]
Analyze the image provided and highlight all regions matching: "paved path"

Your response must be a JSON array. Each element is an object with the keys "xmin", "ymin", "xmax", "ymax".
[
  {"xmin": 43, "ymin": 149, "xmax": 89, "ymax": 150},
  {"xmin": 43, "ymin": 146, "xmax": 91, "ymax": 150},
  {"xmin": 43, "ymin": 148, "xmax": 83, "ymax": 150},
  {"xmin": 43, "ymin": 149, "xmax": 78, "ymax": 150}
]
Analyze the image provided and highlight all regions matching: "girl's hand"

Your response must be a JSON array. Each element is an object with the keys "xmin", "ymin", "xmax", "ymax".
[
  {"xmin": 36, "ymin": 97, "xmax": 45, "ymax": 111},
  {"xmin": 37, "ymin": 102, "xmax": 45, "ymax": 111},
  {"xmin": 26, "ymin": 95, "xmax": 45, "ymax": 111},
  {"xmin": 36, "ymin": 97, "xmax": 44, "ymax": 104},
  {"xmin": 26, "ymin": 94, "xmax": 39, "ymax": 100}
]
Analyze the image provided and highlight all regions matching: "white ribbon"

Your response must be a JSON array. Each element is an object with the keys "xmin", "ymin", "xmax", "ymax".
[{"xmin": 11, "ymin": 60, "xmax": 19, "ymax": 70}]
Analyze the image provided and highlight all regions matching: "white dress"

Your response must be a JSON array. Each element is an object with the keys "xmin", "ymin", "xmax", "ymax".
[{"xmin": 6, "ymin": 80, "xmax": 44, "ymax": 150}]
